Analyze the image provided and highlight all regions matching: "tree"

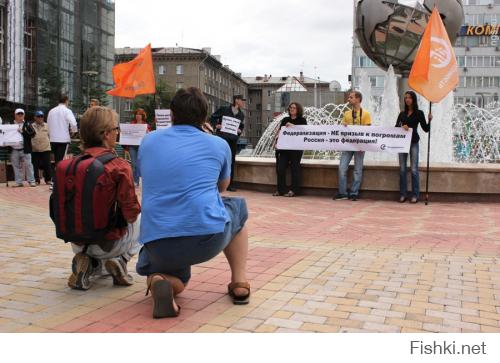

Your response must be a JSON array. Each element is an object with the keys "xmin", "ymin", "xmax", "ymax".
[
  {"xmin": 38, "ymin": 62, "xmax": 65, "ymax": 109},
  {"xmin": 132, "ymin": 80, "xmax": 175, "ymax": 129}
]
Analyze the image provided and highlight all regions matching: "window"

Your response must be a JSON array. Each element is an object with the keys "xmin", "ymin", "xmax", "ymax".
[
  {"xmin": 267, "ymin": 90, "xmax": 271, "ymax": 97},
  {"xmin": 176, "ymin": 82, "xmax": 183, "ymax": 90},
  {"xmin": 159, "ymin": 65, "xmax": 166, "ymax": 75},
  {"xmin": 266, "ymin": 104, "xmax": 271, "ymax": 111},
  {"xmin": 176, "ymin": 64, "xmax": 184, "ymax": 75}
]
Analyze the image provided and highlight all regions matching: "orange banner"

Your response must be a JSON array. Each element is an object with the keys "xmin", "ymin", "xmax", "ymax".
[
  {"xmin": 408, "ymin": 8, "xmax": 459, "ymax": 103},
  {"xmin": 107, "ymin": 44, "xmax": 156, "ymax": 98}
]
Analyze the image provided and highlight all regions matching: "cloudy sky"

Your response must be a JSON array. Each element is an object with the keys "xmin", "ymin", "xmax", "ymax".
[{"xmin": 115, "ymin": 0, "xmax": 354, "ymax": 89}]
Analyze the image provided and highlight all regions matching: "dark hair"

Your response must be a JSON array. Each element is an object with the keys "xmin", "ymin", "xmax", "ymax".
[
  {"xmin": 171, "ymin": 87, "xmax": 208, "ymax": 126},
  {"xmin": 288, "ymin": 102, "xmax": 304, "ymax": 118},
  {"xmin": 59, "ymin": 95, "xmax": 69, "ymax": 104},
  {"xmin": 404, "ymin": 91, "xmax": 419, "ymax": 113},
  {"xmin": 349, "ymin": 90, "xmax": 363, "ymax": 102}
]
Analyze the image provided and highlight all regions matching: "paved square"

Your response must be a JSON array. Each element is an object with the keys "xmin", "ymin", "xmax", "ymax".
[{"xmin": 0, "ymin": 185, "xmax": 499, "ymax": 333}]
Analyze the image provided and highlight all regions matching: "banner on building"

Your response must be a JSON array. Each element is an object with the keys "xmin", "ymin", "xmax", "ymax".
[
  {"xmin": 119, "ymin": 123, "xmax": 148, "ymax": 146},
  {"xmin": 155, "ymin": 109, "xmax": 172, "ymax": 130},
  {"xmin": 0, "ymin": 125, "xmax": 23, "ymax": 148},
  {"xmin": 221, "ymin": 116, "xmax": 241, "ymax": 135},
  {"xmin": 276, "ymin": 125, "xmax": 412, "ymax": 153}
]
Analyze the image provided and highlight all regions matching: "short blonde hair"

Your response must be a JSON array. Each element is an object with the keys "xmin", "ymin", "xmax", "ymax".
[{"xmin": 80, "ymin": 106, "xmax": 118, "ymax": 149}]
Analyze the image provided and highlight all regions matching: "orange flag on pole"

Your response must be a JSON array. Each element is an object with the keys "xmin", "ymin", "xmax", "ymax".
[
  {"xmin": 408, "ymin": 8, "xmax": 458, "ymax": 103},
  {"xmin": 107, "ymin": 44, "xmax": 156, "ymax": 98}
]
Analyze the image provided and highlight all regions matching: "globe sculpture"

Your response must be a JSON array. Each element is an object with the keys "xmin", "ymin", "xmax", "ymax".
[{"xmin": 355, "ymin": 0, "xmax": 464, "ymax": 75}]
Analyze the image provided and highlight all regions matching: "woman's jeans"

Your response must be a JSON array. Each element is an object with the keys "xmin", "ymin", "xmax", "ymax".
[
  {"xmin": 10, "ymin": 149, "xmax": 35, "ymax": 185},
  {"xmin": 128, "ymin": 146, "xmax": 140, "ymax": 185},
  {"xmin": 399, "ymin": 142, "xmax": 420, "ymax": 198}
]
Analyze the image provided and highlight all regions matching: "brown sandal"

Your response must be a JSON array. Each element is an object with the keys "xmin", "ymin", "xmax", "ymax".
[
  {"xmin": 147, "ymin": 273, "xmax": 180, "ymax": 319},
  {"xmin": 228, "ymin": 282, "xmax": 251, "ymax": 305}
]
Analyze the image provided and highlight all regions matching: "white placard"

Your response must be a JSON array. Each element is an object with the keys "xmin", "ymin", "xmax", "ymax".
[
  {"xmin": 0, "ymin": 124, "xmax": 23, "ymax": 147},
  {"xmin": 276, "ymin": 125, "xmax": 412, "ymax": 153},
  {"xmin": 221, "ymin": 116, "xmax": 241, "ymax": 135},
  {"xmin": 119, "ymin": 123, "xmax": 148, "ymax": 146},
  {"xmin": 155, "ymin": 109, "xmax": 172, "ymax": 130}
]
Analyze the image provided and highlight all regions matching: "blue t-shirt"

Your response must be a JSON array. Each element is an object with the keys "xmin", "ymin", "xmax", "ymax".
[{"xmin": 138, "ymin": 125, "xmax": 232, "ymax": 244}]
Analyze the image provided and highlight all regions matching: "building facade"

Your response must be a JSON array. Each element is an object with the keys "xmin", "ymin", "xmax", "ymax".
[
  {"xmin": 243, "ymin": 74, "xmax": 345, "ymax": 148},
  {"xmin": 0, "ymin": 0, "xmax": 115, "ymax": 119},
  {"xmin": 351, "ymin": 0, "xmax": 500, "ymax": 106},
  {"xmin": 113, "ymin": 46, "xmax": 248, "ymax": 124}
]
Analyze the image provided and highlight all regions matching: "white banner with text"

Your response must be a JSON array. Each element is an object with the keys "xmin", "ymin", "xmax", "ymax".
[
  {"xmin": 276, "ymin": 125, "xmax": 412, "ymax": 153},
  {"xmin": 119, "ymin": 123, "xmax": 148, "ymax": 146},
  {"xmin": 155, "ymin": 109, "xmax": 172, "ymax": 130},
  {"xmin": 0, "ymin": 124, "xmax": 23, "ymax": 147},
  {"xmin": 221, "ymin": 116, "xmax": 241, "ymax": 135}
]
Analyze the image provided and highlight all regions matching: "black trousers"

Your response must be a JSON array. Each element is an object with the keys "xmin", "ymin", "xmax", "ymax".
[
  {"xmin": 31, "ymin": 151, "xmax": 52, "ymax": 183},
  {"xmin": 223, "ymin": 138, "xmax": 238, "ymax": 186},
  {"xmin": 277, "ymin": 150, "xmax": 303, "ymax": 195},
  {"xmin": 51, "ymin": 142, "xmax": 68, "ymax": 165}
]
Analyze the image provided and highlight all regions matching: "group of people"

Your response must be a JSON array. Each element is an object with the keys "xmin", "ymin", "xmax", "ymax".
[
  {"xmin": 55, "ymin": 88, "xmax": 250, "ymax": 320},
  {"xmin": 274, "ymin": 90, "xmax": 432, "ymax": 203},
  {"xmin": 1, "ymin": 96, "xmax": 99, "ymax": 188}
]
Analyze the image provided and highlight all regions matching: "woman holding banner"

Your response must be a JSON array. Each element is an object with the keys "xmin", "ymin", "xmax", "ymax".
[
  {"xmin": 273, "ymin": 102, "xmax": 307, "ymax": 197},
  {"xmin": 395, "ymin": 91, "xmax": 432, "ymax": 204},
  {"xmin": 126, "ymin": 108, "xmax": 151, "ymax": 188}
]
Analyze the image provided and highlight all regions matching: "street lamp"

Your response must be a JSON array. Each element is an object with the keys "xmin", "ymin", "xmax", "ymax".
[{"xmin": 82, "ymin": 70, "xmax": 99, "ymax": 108}]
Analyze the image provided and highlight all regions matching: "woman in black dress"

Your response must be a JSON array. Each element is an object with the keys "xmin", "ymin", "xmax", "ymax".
[
  {"xmin": 273, "ymin": 102, "xmax": 307, "ymax": 197},
  {"xmin": 395, "ymin": 91, "xmax": 432, "ymax": 203}
]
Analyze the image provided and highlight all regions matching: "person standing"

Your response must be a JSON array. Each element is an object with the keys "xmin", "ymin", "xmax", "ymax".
[
  {"xmin": 9, "ymin": 109, "xmax": 37, "ymax": 187},
  {"xmin": 31, "ymin": 111, "xmax": 53, "ymax": 185},
  {"xmin": 126, "ymin": 108, "xmax": 151, "ymax": 188},
  {"xmin": 274, "ymin": 102, "xmax": 307, "ymax": 197},
  {"xmin": 210, "ymin": 95, "xmax": 246, "ymax": 192},
  {"xmin": 47, "ymin": 95, "xmax": 78, "ymax": 166},
  {"xmin": 395, "ymin": 91, "xmax": 432, "ymax": 204},
  {"xmin": 334, "ymin": 91, "xmax": 371, "ymax": 201}
]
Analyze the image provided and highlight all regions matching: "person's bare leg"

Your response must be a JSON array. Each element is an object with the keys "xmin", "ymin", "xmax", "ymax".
[
  {"xmin": 148, "ymin": 274, "xmax": 185, "ymax": 312},
  {"xmin": 223, "ymin": 226, "xmax": 249, "ymax": 296}
]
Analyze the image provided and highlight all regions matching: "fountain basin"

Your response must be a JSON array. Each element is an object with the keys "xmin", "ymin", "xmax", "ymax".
[{"xmin": 235, "ymin": 157, "xmax": 500, "ymax": 202}]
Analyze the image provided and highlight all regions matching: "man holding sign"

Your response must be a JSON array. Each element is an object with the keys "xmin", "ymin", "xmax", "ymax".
[{"xmin": 211, "ymin": 95, "xmax": 246, "ymax": 192}]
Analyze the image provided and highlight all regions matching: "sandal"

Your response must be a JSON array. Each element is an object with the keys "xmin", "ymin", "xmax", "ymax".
[
  {"xmin": 285, "ymin": 191, "xmax": 295, "ymax": 197},
  {"xmin": 228, "ymin": 282, "xmax": 251, "ymax": 305},
  {"xmin": 147, "ymin": 273, "xmax": 181, "ymax": 319}
]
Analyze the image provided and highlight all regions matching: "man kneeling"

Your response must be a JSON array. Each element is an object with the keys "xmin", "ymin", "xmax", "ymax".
[
  {"xmin": 136, "ymin": 87, "xmax": 250, "ymax": 318},
  {"xmin": 51, "ymin": 107, "xmax": 141, "ymax": 290}
]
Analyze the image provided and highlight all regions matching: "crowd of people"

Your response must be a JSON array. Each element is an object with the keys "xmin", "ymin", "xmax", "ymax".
[{"xmin": 1, "ymin": 86, "xmax": 431, "ymax": 320}]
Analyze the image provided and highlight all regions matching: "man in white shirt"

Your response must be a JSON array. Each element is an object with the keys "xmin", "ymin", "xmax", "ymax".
[{"xmin": 47, "ymin": 95, "xmax": 78, "ymax": 165}]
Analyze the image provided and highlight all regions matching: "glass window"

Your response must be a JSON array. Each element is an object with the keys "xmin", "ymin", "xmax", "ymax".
[
  {"xmin": 176, "ymin": 64, "xmax": 184, "ymax": 75},
  {"xmin": 176, "ymin": 82, "xmax": 183, "ymax": 90},
  {"xmin": 159, "ymin": 65, "xmax": 166, "ymax": 75}
]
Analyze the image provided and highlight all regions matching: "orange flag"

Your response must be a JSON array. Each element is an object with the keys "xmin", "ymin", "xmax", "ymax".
[
  {"xmin": 107, "ymin": 44, "xmax": 156, "ymax": 98},
  {"xmin": 408, "ymin": 8, "xmax": 458, "ymax": 103}
]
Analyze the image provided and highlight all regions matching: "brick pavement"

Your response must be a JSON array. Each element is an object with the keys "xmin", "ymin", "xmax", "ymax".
[{"xmin": 0, "ymin": 183, "xmax": 499, "ymax": 333}]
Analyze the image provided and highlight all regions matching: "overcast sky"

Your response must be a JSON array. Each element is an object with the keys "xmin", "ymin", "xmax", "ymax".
[{"xmin": 115, "ymin": 0, "xmax": 354, "ymax": 89}]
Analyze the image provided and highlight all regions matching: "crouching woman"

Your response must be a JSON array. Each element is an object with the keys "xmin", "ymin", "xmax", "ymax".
[{"xmin": 136, "ymin": 87, "xmax": 250, "ymax": 319}]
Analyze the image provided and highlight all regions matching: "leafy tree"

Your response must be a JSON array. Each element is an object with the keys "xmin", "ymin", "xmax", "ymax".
[{"xmin": 38, "ymin": 62, "xmax": 65, "ymax": 109}]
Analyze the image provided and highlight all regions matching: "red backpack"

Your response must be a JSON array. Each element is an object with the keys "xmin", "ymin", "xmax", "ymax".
[{"xmin": 50, "ymin": 152, "xmax": 126, "ymax": 244}]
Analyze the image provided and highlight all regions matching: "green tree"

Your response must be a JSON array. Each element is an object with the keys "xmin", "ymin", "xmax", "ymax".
[{"xmin": 38, "ymin": 62, "xmax": 65, "ymax": 109}]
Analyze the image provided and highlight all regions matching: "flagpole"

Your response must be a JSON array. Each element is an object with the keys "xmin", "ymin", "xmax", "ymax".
[{"xmin": 425, "ymin": 102, "xmax": 432, "ymax": 206}]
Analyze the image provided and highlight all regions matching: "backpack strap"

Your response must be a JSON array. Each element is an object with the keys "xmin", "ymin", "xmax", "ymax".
[{"xmin": 95, "ymin": 152, "xmax": 117, "ymax": 165}]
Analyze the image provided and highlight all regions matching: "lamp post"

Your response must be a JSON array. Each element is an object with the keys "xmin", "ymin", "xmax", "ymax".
[{"xmin": 82, "ymin": 70, "xmax": 99, "ymax": 108}]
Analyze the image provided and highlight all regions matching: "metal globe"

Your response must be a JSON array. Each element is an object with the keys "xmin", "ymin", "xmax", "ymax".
[{"xmin": 355, "ymin": 0, "xmax": 464, "ymax": 75}]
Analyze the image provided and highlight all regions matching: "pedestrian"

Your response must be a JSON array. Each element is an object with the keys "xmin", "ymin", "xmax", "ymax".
[
  {"xmin": 137, "ymin": 87, "xmax": 250, "ymax": 319},
  {"xmin": 395, "ymin": 90, "xmax": 432, "ymax": 203},
  {"xmin": 52, "ymin": 106, "xmax": 141, "ymax": 290},
  {"xmin": 210, "ymin": 95, "xmax": 246, "ymax": 192},
  {"xmin": 125, "ymin": 108, "xmax": 151, "ymax": 188},
  {"xmin": 9, "ymin": 109, "xmax": 37, "ymax": 187},
  {"xmin": 334, "ymin": 91, "xmax": 372, "ymax": 201},
  {"xmin": 273, "ymin": 102, "xmax": 307, "ymax": 197},
  {"xmin": 31, "ymin": 110, "xmax": 53, "ymax": 185},
  {"xmin": 47, "ymin": 95, "xmax": 78, "ymax": 166}
]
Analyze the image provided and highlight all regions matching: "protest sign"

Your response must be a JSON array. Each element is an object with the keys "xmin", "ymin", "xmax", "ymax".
[
  {"xmin": 221, "ymin": 116, "xmax": 241, "ymax": 135},
  {"xmin": 155, "ymin": 109, "xmax": 172, "ymax": 129},
  {"xmin": 119, "ymin": 123, "xmax": 148, "ymax": 146},
  {"xmin": 276, "ymin": 125, "xmax": 412, "ymax": 153},
  {"xmin": 0, "ymin": 125, "xmax": 23, "ymax": 147}
]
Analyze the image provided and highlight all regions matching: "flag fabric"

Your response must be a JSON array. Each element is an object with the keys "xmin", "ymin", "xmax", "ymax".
[
  {"xmin": 408, "ymin": 8, "xmax": 459, "ymax": 103},
  {"xmin": 107, "ymin": 44, "xmax": 156, "ymax": 98}
]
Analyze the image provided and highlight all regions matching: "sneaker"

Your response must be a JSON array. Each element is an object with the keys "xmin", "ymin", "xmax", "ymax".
[
  {"xmin": 105, "ymin": 257, "xmax": 134, "ymax": 286},
  {"xmin": 333, "ymin": 193, "xmax": 348, "ymax": 200},
  {"xmin": 68, "ymin": 253, "xmax": 94, "ymax": 290},
  {"xmin": 11, "ymin": 184, "xmax": 23, "ymax": 188},
  {"xmin": 29, "ymin": 182, "xmax": 37, "ymax": 187},
  {"xmin": 350, "ymin": 194, "xmax": 358, "ymax": 201}
]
